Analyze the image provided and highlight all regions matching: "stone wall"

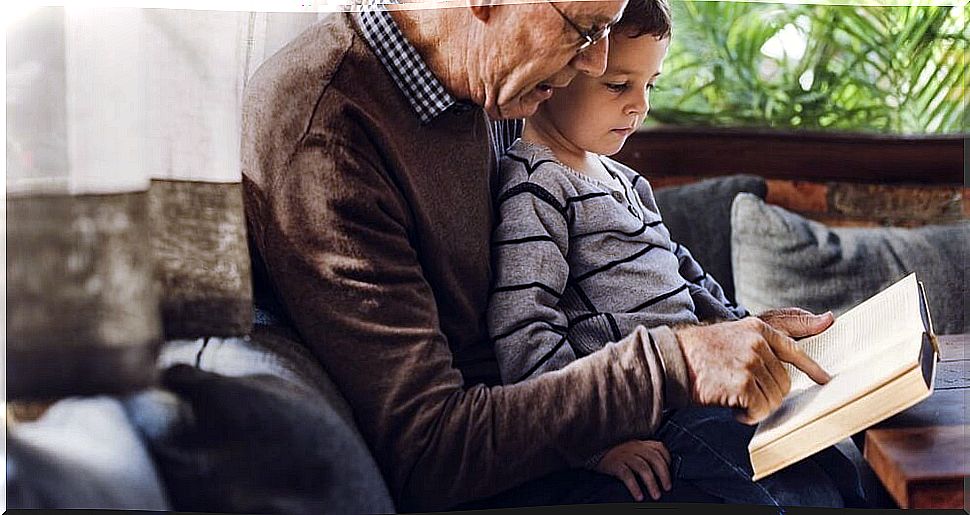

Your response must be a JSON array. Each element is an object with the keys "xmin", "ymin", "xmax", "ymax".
[{"xmin": 648, "ymin": 175, "xmax": 969, "ymax": 227}]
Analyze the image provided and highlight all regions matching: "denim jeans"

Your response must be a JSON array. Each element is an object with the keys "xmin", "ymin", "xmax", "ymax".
[
  {"xmin": 455, "ymin": 467, "xmax": 723, "ymax": 510},
  {"xmin": 654, "ymin": 406, "xmax": 867, "ymax": 508}
]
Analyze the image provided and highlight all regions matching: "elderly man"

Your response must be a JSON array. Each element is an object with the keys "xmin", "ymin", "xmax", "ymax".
[{"xmin": 241, "ymin": 1, "xmax": 839, "ymax": 511}]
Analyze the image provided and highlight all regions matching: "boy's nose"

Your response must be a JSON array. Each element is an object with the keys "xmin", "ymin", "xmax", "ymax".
[{"xmin": 627, "ymin": 95, "xmax": 649, "ymax": 117}]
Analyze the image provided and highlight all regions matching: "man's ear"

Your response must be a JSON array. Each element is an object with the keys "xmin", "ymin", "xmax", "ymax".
[{"xmin": 468, "ymin": 0, "xmax": 491, "ymax": 22}]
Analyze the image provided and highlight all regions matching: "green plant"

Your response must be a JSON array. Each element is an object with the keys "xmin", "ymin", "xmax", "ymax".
[{"xmin": 649, "ymin": 1, "xmax": 968, "ymax": 134}]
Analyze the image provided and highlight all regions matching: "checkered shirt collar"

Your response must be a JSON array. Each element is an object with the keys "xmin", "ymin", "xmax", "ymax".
[{"xmin": 356, "ymin": 8, "xmax": 469, "ymax": 124}]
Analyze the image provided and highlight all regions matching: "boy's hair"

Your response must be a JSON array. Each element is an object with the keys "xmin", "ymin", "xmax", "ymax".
[{"xmin": 614, "ymin": 0, "xmax": 672, "ymax": 40}]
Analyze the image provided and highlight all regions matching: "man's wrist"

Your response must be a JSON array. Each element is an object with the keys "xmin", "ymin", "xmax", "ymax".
[{"xmin": 648, "ymin": 325, "xmax": 692, "ymax": 409}]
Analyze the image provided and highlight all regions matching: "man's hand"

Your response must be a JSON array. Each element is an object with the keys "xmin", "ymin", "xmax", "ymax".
[
  {"xmin": 594, "ymin": 440, "xmax": 672, "ymax": 501},
  {"xmin": 758, "ymin": 307, "xmax": 835, "ymax": 339},
  {"xmin": 675, "ymin": 317, "xmax": 832, "ymax": 425}
]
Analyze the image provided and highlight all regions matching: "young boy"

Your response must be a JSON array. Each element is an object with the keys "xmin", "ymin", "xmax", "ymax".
[{"xmin": 488, "ymin": 0, "xmax": 863, "ymax": 507}]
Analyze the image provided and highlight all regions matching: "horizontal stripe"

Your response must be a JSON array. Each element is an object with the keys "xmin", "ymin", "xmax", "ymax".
[
  {"xmin": 572, "ymin": 219, "xmax": 663, "ymax": 239},
  {"xmin": 492, "ymin": 319, "xmax": 568, "ymax": 343},
  {"xmin": 575, "ymin": 244, "xmax": 658, "ymax": 282},
  {"xmin": 493, "ymin": 235, "xmax": 557, "ymax": 246},
  {"xmin": 491, "ymin": 282, "xmax": 562, "ymax": 299},
  {"xmin": 566, "ymin": 192, "xmax": 611, "ymax": 204},
  {"xmin": 568, "ymin": 311, "xmax": 610, "ymax": 328},
  {"xmin": 497, "ymin": 182, "xmax": 566, "ymax": 216},
  {"xmin": 516, "ymin": 334, "xmax": 570, "ymax": 383},
  {"xmin": 688, "ymin": 273, "xmax": 707, "ymax": 285},
  {"xmin": 627, "ymin": 283, "xmax": 689, "ymax": 313}
]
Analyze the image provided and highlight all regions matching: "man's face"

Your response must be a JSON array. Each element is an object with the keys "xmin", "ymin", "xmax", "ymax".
[{"xmin": 478, "ymin": 0, "xmax": 628, "ymax": 120}]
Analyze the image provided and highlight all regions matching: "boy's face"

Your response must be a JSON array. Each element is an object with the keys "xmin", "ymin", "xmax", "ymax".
[{"xmin": 534, "ymin": 33, "xmax": 669, "ymax": 156}]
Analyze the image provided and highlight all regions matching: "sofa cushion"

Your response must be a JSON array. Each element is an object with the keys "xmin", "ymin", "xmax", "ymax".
[
  {"xmin": 654, "ymin": 175, "xmax": 767, "ymax": 304},
  {"xmin": 731, "ymin": 193, "xmax": 969, "ymax": 333},
  {"xmin": 128, "ymin": 364, "xmax": 395, "ymax": 515},
  {"xmin": 127, "ymin": 329, "xmax": 395, "ymax": 514}
]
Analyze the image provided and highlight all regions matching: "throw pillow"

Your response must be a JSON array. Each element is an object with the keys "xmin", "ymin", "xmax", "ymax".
[{"xmin": 731, "ymin": 193, "xmax": 968, "ymax": 334}]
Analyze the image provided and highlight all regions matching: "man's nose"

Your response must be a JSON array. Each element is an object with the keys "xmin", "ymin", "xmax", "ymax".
[{"xmin": 570, "ymin": 39, "xmax": 609, "ymax": 77}]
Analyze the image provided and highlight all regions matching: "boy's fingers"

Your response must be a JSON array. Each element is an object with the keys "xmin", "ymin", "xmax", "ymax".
[
  {"xmin": 616, "ymin": 466, "xmax": 644, "ymax": 502},
  {"xmin": 630, "ymin": 460, "xmax": 662, "ymax": 500},
  {"xmin": 640, "ymin": 451, "xmax": 672, "ymax": 491},
  {"xmin": 647, "ymin": 440, "xmax": 672, "ymax": 465}
]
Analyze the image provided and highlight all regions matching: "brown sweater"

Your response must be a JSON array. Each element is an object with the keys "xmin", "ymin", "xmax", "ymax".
[{"xmin": 241, "ymin": 12, "xmax": 691, "ymax": 512}]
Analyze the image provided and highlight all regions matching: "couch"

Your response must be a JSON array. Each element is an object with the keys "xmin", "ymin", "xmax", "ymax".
[{"xmin": 7, "ymin": 174, "xmax": 967, "ymax": 513}]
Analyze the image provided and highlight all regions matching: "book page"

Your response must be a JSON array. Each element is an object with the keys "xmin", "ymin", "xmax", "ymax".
[
  {"xmin": 751, "ymin": 337, "xmax": 921, "ymax": 449},
  {"xmin": 785, "ymin": 274, "xmax": 925, "ymax": 392}
]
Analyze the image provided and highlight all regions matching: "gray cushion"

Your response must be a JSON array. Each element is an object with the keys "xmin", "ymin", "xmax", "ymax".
[
  {"xmin": 654, "ymin": 175, "xmax": 767, "ymax": 304},
  {"xmin": 128, "ymin": 329, "xmax": 396, "ymax": 514},
  {"xmin": 731, "ymin": 193, "xmax": 969, "ymax": 334}
]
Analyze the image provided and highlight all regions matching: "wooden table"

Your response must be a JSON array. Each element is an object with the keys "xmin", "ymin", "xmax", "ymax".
[{"xmin": 864, "ymin": 333, "xmax": 968, "ymax": 509}]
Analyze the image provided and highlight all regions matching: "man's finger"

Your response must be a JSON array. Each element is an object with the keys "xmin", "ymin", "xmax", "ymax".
[
  {"xmin": 751, "ymin": 358, "xmax": 785, "ymax": 411},
  {"xmin": 761, "ymin": 324, "xmax": 831, "ymax": 385},
  {"xmin": 753, "ymin": 340, "xmax": 791, "ymax": 397},
  {"xmin": 762, "ymin": 309, "xmax": 835, "ymax": 339},
  {"xmin": 736, "ymin": 375, "xmax": 771, "ymax": 425}
]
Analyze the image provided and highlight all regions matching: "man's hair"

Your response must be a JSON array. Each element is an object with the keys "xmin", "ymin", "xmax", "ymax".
[{"xmin": 614, "ymin": 0, "xmax": 672, "ymax": 40}]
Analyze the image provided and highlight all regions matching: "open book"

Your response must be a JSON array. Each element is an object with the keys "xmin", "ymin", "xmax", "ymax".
[{"xmin": 749, "ymin": 273, "xmax": 939, "ymax": 481}]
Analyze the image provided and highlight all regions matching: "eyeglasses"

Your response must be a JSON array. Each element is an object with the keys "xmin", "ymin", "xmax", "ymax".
[{"xmin": 547, "ymin": 1, "xmax": 616, "ymax": 54}]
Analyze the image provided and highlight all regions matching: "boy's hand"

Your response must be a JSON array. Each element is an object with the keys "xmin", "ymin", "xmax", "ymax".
[{"xmin": 593, "ymin": 439, "xmax": 672, "ymax": 501}]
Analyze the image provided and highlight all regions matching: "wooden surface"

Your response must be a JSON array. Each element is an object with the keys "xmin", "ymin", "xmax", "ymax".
[
  {"xmin": 614, "ymin": 127, "xmax": 964, "ymax": 184},
  {"xmin": 864, "ymin": 333, "xmax": 969, "ymax": 509}
]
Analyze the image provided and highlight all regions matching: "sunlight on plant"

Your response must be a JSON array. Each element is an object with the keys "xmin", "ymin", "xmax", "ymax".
[{"xmin": 648, "ymin": 1, "xmax": 969, "ymax": 134}]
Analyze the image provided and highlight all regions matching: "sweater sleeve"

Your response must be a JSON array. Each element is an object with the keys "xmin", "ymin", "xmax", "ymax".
[
  {"xmin": 671, "ymin": 240, "xmax": 749, "ymax": 321},
  {"xmin": 246, "ymin": 137, "xmax": 692, "ymax": 511},
  {"xmin": 488, "ymin": 176, "xmax": 579, "ymax": 384},
  {"xmin": 625, "ymin": 170, "xmax": 748, "ymax": 321}
]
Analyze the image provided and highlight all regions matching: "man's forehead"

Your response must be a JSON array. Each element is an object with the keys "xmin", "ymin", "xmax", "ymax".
[
  {"xmin": 560, "ymin": 1, "xmax": 626, "ymax": 24},
  {"xmin": 463, "ymin": 0, "xmax": 622, "ymax": 16}
]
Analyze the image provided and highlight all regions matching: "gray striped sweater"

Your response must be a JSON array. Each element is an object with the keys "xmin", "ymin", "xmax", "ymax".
[{"xmin": 489, "ymin": 139, "xmax": 748, "ymax": 385}]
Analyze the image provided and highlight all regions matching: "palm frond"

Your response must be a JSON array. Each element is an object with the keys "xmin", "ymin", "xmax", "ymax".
[{"xmin": 650, "ymin": 1, "xmax": 968, "ymax": 134}]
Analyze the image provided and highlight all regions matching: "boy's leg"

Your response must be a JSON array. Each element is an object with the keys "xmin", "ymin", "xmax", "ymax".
[
  {"xmin": 454, "ymin": 468, "xmax": 722, "ymax": 510},
  {"xmin": 655, "ymin": 407, "xmax": 857, "ymax": 508}
]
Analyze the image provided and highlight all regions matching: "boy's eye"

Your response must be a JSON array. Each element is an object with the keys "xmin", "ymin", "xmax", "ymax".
[
  {"xmin": 646, "ymin": 83, "xmax": 658, "ymax": 91},
  {"xmin": 606, "ymin": 82, "xmax": 628, "ymax": 92}
]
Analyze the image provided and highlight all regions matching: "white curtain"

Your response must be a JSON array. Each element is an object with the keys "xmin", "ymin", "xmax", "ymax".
[{"xmin": 6, "ymin": 7, "xmax": 323, "ymax": 196}]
